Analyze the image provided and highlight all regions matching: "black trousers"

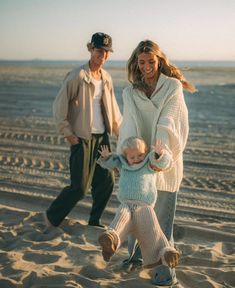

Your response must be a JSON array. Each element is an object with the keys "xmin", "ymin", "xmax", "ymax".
[{"xmin": 46, "ymin": 132, "xmax": 114, "ymax": 226}]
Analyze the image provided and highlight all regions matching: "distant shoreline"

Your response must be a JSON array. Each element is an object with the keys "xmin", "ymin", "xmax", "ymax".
[{"xmin": 0, "ymin": 59, "xmax": 235, "ymax": 68}]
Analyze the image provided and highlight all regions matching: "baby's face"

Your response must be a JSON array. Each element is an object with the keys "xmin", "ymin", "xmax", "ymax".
[{"xmin": 124, "ymin": 144, "xmax": 147, "ymax": 166}]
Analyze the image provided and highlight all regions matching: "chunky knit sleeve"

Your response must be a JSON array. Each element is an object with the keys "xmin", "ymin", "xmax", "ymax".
[
  {"xmin": 148, "ymin": 149, "xmax": 173, "ymax": 171},
  {"xmin": 117, "ymin": 87, "xmax": 138, "ymax": 153},
  {"xmin": 155, "ymin": 83, "xmax": 189, "ymax": 163},
  {"xmin": 97, "ymin": 154, "xmax": 122, "ymax": 171}
]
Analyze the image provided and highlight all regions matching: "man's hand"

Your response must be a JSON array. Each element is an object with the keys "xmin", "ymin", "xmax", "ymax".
[{"xmin": 66, "ymin": 135, "xmax": 79, "ymax": 145}]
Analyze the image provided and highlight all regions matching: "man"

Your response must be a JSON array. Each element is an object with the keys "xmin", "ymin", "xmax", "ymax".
[{"xmin": 44, "ymin": 32, "xmax": 122, "ymax": 228}]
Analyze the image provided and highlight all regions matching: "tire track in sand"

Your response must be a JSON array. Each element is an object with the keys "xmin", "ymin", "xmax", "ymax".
[{"xmin": 0, "ymin": 117, "xmax": 234, "ymax": 223}]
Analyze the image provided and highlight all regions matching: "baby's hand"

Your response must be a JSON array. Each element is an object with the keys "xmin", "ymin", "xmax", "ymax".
[
  {"xmin": 98, "ymin": 145, "xmax": 111, "ymax": 159},
  {"xmin": 154, "ymin": 139, "xmax": 164, "ymax": 156}
]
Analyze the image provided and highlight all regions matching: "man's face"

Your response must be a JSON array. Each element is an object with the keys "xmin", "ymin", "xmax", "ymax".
[{"xmin": 90, "ymin": 48, "xmax": 110, "ymax": 66}]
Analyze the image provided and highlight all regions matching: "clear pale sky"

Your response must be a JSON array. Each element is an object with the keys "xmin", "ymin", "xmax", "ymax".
[{"xmin": 0, "ymin": 0, "xmax": 234, "ymax": 61}]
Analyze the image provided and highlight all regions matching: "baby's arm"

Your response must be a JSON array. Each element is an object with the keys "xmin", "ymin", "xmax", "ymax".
[
  {"xmin": 149, "ymin": 140, "xmax": 173, "ymax": 171},
  {"xmin": 99, "ymin": 145, "xmax": 112, "ymax": 160}
]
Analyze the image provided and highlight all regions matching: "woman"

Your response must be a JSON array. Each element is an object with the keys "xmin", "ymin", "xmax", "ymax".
[{"xmin": 117, "ymin": 40, "xmax": 196, "ymax": 286}]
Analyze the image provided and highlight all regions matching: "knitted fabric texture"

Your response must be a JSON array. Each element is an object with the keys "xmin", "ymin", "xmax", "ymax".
[
  {"xmin": 98, "ymin": 150, "xmax": 171, "ymax": 206},
  {"xmin": 108, "ymin": 202, "xmax": 172, "ymax": 267},
  {"xmin": 117, "ymin": 73, "xmax": 189, "ymax": 192}
]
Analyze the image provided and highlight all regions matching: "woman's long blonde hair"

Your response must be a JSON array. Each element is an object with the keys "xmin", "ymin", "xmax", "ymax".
[{"xmin": 127, "ymin": 40, "xmax": 196, "ymax": 93}]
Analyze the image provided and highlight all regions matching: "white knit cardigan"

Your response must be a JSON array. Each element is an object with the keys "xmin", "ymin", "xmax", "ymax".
[{"xmin": 117, "ymin": 73, "xmax": 189, "ymax": 192}]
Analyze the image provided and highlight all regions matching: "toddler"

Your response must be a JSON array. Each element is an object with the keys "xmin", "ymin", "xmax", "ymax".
[{"xmin": 97, "ymin": 136, "xmax": 180, "ymax": 269}]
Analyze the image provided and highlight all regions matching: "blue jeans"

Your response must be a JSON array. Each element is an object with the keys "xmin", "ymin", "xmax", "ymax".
[{"xmin": 125, "ymin": 191, "xmax": 178, "ymax": 286}]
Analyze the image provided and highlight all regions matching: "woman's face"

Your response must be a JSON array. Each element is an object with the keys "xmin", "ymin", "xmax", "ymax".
[{"xmin": 137, "ymin": 52, "xmax": 159, "ymax": 81}]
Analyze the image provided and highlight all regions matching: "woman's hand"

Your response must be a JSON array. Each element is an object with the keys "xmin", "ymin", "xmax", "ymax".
[
  {"xmin": 154, "ymin": 139, "xmax": 164, "ymax": 155},
  {"xmin": 150, "ymin": 139, "xmax": 165, "ymax": 171},
  {"xmin": 150, "ymin": 165, "xmax": 162, "ymax": 172}
]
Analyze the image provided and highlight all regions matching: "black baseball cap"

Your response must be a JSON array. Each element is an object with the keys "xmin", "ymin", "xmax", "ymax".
[{"xmin": 91, "ymin": 32, "xmax": 113, "ymax": 52}]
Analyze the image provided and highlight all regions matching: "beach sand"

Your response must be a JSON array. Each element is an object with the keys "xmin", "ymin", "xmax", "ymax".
[
  {"xmin": 0, "ymin": 116, "xmax": 234, "ymax": 288},
  {"xmin": 0, "ymin": 63, "xmax": 235, "ymax": 287}
]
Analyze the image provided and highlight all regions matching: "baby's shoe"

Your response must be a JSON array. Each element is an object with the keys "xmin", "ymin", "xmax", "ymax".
[
  {"xmin": 160, "ymin": 247, "xmax": 180, "ymax": 268},
  {"xmin": 98, "ymin": 231, "xmax": 119, "ymax": 262}
]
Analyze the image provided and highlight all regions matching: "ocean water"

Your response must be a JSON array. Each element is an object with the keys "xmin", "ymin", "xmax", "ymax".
[{"xmin": 0, "ymin": 60, "xmax": 234, "ymax": 126}]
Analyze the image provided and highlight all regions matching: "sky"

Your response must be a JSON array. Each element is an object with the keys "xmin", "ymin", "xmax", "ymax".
[{"xmin": 0, "ymin": 0, "xmax": 234, "ymax": 61}]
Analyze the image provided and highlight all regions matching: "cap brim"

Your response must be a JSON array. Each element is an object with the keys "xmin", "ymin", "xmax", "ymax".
[{"xmin": 94, "ymin": 44, "xmax": 113, "ymax": 52}]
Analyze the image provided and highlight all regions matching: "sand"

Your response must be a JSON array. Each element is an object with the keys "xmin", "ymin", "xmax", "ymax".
[
  {"xmin": 0, "ymin": 115, "xmax": 234, "ymax": 288},
  {"xmin": 0, "ymin": 62, "xmax": 235, "ymax": 287}
]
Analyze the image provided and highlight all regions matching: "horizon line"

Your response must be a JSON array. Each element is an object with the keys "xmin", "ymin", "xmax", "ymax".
[{"xmin": 0, "ymin": 58, "xmax": 235, "ymax": 62}]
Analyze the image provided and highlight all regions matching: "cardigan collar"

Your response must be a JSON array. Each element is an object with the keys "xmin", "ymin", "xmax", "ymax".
[
  {"xmin": 135, "ymin": 73, "xmax": 168, "ymax": 100},
  {"xmin": 154, "ymin": 73, "xmax": 168, "ymax": 94}
]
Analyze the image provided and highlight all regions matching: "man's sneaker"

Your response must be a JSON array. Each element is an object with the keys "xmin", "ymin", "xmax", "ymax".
[{"xmin": 88, "ymin": 221, "xmax": 106, "ymax": 228}]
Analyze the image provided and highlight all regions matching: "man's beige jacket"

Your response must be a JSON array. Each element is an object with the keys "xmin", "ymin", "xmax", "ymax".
[{"xmin": 53, "ymin": 63, "xmax": 122, "ymax": 140}]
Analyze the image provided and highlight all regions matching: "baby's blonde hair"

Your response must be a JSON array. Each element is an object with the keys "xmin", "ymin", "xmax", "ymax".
[{"xmin": 121, "ymin": 136, "xmax": 147, "ymax": 155}]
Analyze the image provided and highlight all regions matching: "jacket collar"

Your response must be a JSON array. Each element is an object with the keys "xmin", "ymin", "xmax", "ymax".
[{"xmin": 83, "ymin": 62, "xmax": 109, "ymax": 85}]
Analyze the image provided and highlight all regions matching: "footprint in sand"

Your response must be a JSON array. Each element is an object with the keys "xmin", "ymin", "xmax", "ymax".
[
  {"xmin": 32, "ymin": 242, "xmax": 68, "ymax": 252},
  {"xmin": 23, "ymin": 252, "xmax": 60, "ymax": 264}
]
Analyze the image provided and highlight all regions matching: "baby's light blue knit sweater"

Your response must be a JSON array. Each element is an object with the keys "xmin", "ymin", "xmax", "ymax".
[{"xmin": 98, "ymin": 150, "xmax": 171, "ymax": 206}]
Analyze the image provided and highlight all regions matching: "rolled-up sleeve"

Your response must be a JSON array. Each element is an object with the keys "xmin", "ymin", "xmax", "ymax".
[{"xmin": 117, "ymin": 88, "xmax": 138, "ymax": 153}]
